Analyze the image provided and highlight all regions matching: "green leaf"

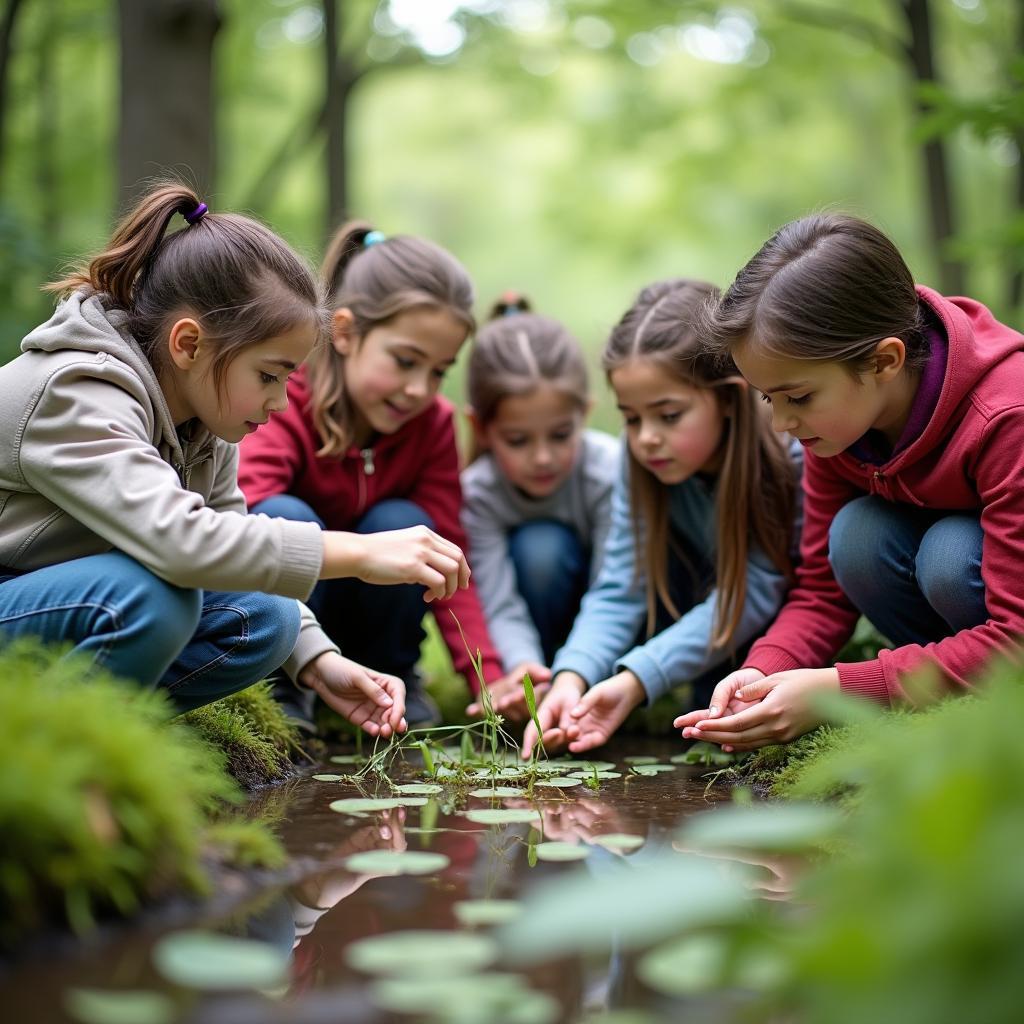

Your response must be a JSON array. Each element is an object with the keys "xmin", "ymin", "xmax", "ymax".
[
  {"xmin": 417, "ymin": 741, "xmax": 436, "ymax": 777},
  {"xmin": 680, "ymin": 803, "xmax": 842, "ymax": 852},
  {"xmin": 453, "ymin": 899, "xmax": 524, "ymax": 926},
  {"xmin": 346, "ymin": 930, "xmax": 498, "ymax": 977},
  {"xmin": 535, "ymin": 841, "xmax": 590, "ymax": 862},
  {"xmin": 330, "ymin": 798, "xmax": 426, "ymax": 814},
  {"xmin": 343, "ymin": 851, "xmax": 450, "ymax": 875},
  {"xmin": 65, "ymin": 989, "xmax": 175, "ymax": 1024},
  {"xmin": 465, "ymin": 808, "xmax": 542, "ymax": 825},
  {"xmin": 636, "ymin": 934, "xmax": 726, "ymax": 995}
]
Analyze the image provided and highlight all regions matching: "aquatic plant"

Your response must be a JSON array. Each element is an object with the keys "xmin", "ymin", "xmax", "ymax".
[{"xmin": 0, "ymin": 640, "xmax": 286, "ymax": 946}]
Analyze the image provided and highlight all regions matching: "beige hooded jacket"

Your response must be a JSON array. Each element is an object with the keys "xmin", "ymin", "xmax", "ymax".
[{"xmin": 0, "ymin": 290, "xmax": 337, "ymax": 679}]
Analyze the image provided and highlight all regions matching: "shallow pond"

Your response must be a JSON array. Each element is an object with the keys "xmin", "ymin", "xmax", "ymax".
[{"xmin": 0, "ymin": 738, "xmax": 757, "ymax": 1024}]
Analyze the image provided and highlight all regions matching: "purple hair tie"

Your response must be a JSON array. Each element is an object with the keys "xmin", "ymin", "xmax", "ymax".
[{"xmin": 184, "ymin": 202, "xmax": 208, "ymax": 225}]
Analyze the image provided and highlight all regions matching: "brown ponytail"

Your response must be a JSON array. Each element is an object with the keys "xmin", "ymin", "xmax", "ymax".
[{"xmin": 47, "ymin": 181, "xmax": 328, "ymax": 396}]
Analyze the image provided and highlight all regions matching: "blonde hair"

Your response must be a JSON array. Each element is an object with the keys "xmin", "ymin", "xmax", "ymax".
[
  {"xmin": 604, "ymin": 278, "xmax": 797, "ymax": 649},
  {"xmin": 308, "ymin": 221, "xmax": 476, "ymax": 457},
  {"xmin": 466, "ymin": 293, "xmax": 589, "ymax": 461}
]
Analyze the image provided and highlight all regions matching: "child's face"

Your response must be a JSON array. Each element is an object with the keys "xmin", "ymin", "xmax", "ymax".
[
  {"xmin": 480, "ymin": 384, "xmax": 585, "ymax": 499},
  {"xmin": 337, "ymin": 307, "xmax": 467, "ymax": 447},
  {"xmin": 610, "ymin": 358, "xmax": 725, "ymax": 484},
  {"xmin": 182, "ymin": 322, "xmax": 316, "ymax": 443},
  {"xmin": 732, "ymin": 342, "xmax": 896, "ymax": 457}
]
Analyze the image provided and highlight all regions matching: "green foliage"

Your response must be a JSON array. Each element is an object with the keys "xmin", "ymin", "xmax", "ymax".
[
  {"xmin": 180, "ymin": 681, "xmax": 304, "ymax": 789},
  {"xmin": 203, "ymin": 820, "xmax": 287, "ymax": 870},
  {"xmin": 0, "ymin": 640, "xmax": 237, "ymax": 945}
]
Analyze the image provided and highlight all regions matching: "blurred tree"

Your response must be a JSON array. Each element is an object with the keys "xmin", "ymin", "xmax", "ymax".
[
  {"xmin": 117, "ymin": 0, "xmax": 222, "ymax": 207},
  {"xmin": 0, "ymin": 0, "xmax": 26, "ymax": 185}
]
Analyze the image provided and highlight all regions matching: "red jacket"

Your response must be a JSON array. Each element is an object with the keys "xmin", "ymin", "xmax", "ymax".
[
  {"xmin": 237, "ymin": 368, "xmax": 501, "ymax": 690},
  {"xmin": 746, "ymin": 286, "xmax": 1024, "ymax": 704}
]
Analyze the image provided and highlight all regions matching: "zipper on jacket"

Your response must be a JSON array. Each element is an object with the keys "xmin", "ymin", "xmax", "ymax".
[{"xmin": 361, "ymin": 448, "xmax": 376, "ymax": 475}]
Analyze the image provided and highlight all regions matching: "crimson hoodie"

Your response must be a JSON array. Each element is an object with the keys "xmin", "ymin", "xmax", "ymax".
[
  {"xmin": 745, "ymin": 286, "xmax": 1024, "ymax": 705},
  {"xmin": 237, "ymin": 367, "xmax": 501, "ymax": 690}
]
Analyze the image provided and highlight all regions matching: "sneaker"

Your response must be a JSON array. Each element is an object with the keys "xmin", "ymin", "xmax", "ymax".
[
  {"xmin": 270, "ymin": 679, "xmax": 318, "ymax": 735},
  {"xmin": 403, "ymin": 674, "xmax": 442, "ymax": 729}
]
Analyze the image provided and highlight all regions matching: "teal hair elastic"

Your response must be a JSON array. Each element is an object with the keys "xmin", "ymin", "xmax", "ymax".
[{"xmin": 363, "ymin": 230, "xmax": 386, "ymax": 248}]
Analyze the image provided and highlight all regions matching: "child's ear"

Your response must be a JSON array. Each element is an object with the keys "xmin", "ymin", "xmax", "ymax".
[
  {"xmin": 465, "ymin": 407, "xmax": 487, "ymax": 446},
  {"xmin": 167, "ymin": 317, "xmax": 203, "ymax": 370},
  {"xmin": 331, "ymin": 308, "xmax": 358, "ymax": 355},
  {"xmin": 872, "ymin": 337, "xmax": 906, "ymax": 381}
]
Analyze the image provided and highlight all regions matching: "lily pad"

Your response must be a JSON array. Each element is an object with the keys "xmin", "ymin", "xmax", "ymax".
[
  {"xmin": 535, "ymin": 842, "xmax": 590, "ymax": 862},
  {"xmin": 464, "ymin": 808, "xmax": 542, "ymax": 825},
  {"xmin": 65, "ymin": 989, "xmax": 175, "ymax": 1024},
  {"xmin": 592, "ymin": 833, "xmax": 645, "ymax": 852},
  {"xmin": 346, "ymin": 930, "xmax": 497, "ymax": 977},
  {"xmin": 311, "ymin": 773, "xmax": 345, "ymax": 782},
  {"xmin": 395, "ymin": 783, "xmax": 443, "ymax": 795},
  {"xmin": 152, "ymin": 930, "xmax": 287, "ymax": 990},
  {"xmin": 533, "ymin": 777, "xmax": 583, "ymax": 788},
  {"xmin": 680, "ymin": 803, "xmax": 842, "ymax": 852},
  {"xmin": 636, "ymin": 934, "xmax": 725, "ymax": 995},
  {"xmin": 671, "ymin": 741, "xmax": 736, "ymax": 766},
  {"xmin": 329, "ymin": 797, "xmax": 426, "ymax": 814},
  {"xmin": 343, "ymin": 850, "xmax": 450, "ymax": 875},
  {"xmin": 329, "ymin": 754, "xmax": 364, "ymax": 765},
  {"xmin": 631, "ymin": 764, "xmax": 675, "ymax": 775},
  {"xmin": 453, "ymin": 899, "xmax": 524, "ymax": 926},
  {"xmin": 623, "ymin": 755, "xmax": 658, "ymax": 765},
  {"xmin": 569, "ymin": 770, "xmax": 621, "ymax": 780},
  {"xmin": 370, "ymin": 972, "xmax": 559, "ymax": 1022},
  {"xmin": 469, "ymin": 786, "xmax": 527, "ymax": 798}
]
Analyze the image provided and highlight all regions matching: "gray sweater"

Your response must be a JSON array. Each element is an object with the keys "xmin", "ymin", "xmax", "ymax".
[
  {"xmin": 551, "ymin": 438, "xmax": 803, "ymax": 703},
  {"xmin": 460, "ymin": 429, "xmax": 620, "ymax": 669}
]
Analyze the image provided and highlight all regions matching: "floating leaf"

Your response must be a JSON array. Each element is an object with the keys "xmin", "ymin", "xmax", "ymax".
[
  {"xmin": 152, "ymin": 930, "xmax": 287, "ymax": 990},
  {"xmin": 671, "ymin": 742, "xmax": 735, "ymax": 767},
  {"xmin": 592, "ymin": 833, "xmax": 645, "ymax": 852},
  {"xmin": 65, "ymin": 989, "xmax": 175, "ymax": 1024},
  {"xmin": 637, "ymin": 934, "xmax": 725, "ymax": 995},
  {"xmin": 329, "ymin": 797, "xmax": 427, "ymax": 813},
  {"xmin": 533, "ymin": 777, "xmax": 583, "ymax": 788},
  {"xmin": 631, "ymin": 764, "xmax": 675, "ymax": 775},
  {"xmin": 370, "ymin": 972, "xmax": 559, "ymax": 1022},
  {"xmin": 344, "ymin": 850, "xmax": 450, "ymax": 875},
  {"xmin": 465, "ymin": 808, "xmax": 541, "ymax": 825},
  {"xmin": 329, "ymin": 754, "xmax": 364, "ymax": 765},
  {"xmin": 453, "ymin": 899, "xmax": 524, "ymax": 926},
  {"xmin": 535, "ymin": 842, "xmax": 590, "ymax": 862},
  {"xmin": 569, "ymin": 770, "xmax": 621, "ymax": 780},
  {"xmin": 346, "ymin": 930, "xmax": 497, "ymax": 977},
  {"xmin": 469, "ymin": 786, "xmax": 526, "ymax": 798},
  {"xmin": 311, "ymin": 773, "xmax": 345, "ymax": 782},
  {"xmin": 623, "ymin": 756, "xmax": 658, "ymax": 765},
  {"xmin": 395, "ymin": 783, "xmax": 443, "ymax": 795},
  {"xmin": 680, "ymin": 803, "xmax": 842, "ymax": 852}
]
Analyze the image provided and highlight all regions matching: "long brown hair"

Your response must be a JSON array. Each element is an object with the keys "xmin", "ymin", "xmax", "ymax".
[
  {"xmin": 48, "ymin": 181, "xmax": 328, "ymax": 396},
  {"xmin": 699, "ymin": 213, "xmax": 926, "ymax": 372},
  {"xmin": 466, "ymin": 292, "xmax": 589, "ymax": 461},
  {"xmin": 309, "ymin": 221, "xmax": 475, "ymax": 457},
  {"xmin": 603, "ymin": 278, "xmax": 797, "ymax": 648}
]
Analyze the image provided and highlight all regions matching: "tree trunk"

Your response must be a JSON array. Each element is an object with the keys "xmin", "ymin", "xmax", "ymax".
[
  {"xmin": 36, "ymin": 0, "xmax": 56, "ymax": 240},
  {"xmin": 324, "ymin": 0, "xmax": 345, "ymax": 232},
  {"xmin": 0, "ymin": 0, "xmax": 26, "ymax": 186},
  {"xmin": 901, "ymin": 0, "xmax": 965, "ymax": 294},
  {"xmin": 117, "ymin": 0, "xmax": 221, "ymax": 209}
]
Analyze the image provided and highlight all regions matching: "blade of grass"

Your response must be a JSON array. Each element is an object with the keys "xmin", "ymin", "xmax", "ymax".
[{"xmin": 522, "ymin": 672, "xmax": 546, "ymax": 761}]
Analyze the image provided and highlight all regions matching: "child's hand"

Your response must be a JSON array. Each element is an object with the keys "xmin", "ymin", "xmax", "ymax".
[
  {"xmin": 322, "ymin": 527, "xmax": 470, "ymax": 601},
  {"xmin": 674, "ymin": 667, "xmax": 767, "ymax": 732},
  {"xmin": 562, "ymin": 670, "xmax": 645, "ymax": 753},
  {"xmin": 677, "ymin": 668, "xmax": 840, "ymax": 751},
  {"xmin": 299, "ymin": 652, "xmax": 407, "ymax": 737},
  {"xmin": 521, "ymin": 672, "xmax": 587, "ymax": 759},
  {"xmin": 465, "ymin": 662, "xmax": 552, "ymax": 721}
]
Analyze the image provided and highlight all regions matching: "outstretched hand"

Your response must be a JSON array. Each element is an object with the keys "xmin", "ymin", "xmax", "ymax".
[
  {"xmin": 521, "ymin": 672, "xmax": 586, "ymax": 759},
  {"xmin": 675, "ymin": 667, "xmax": 840, "ymax": 751},
  {"xmin": 562, "ymin": 670, "xmax": 645, "ymax": 753},
  {"xmin": 465, "ymin": 662, "xmax": 552, "ymax": 721},
  {"xmin": 299, "ymin": 651, "xmax": 407, "ymax": 738}
]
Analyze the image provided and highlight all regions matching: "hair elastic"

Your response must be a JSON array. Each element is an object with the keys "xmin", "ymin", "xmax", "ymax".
[
  {"xmin": 184, "ymin": 202, "xmax": 208, "ymax": 225},
  {"xmin": 363, "ymin": 229, "xmax": 386, "ymax": 248}
]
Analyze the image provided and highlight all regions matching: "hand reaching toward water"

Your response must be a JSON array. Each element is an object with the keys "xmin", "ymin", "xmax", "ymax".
[
  {"xmin": 465, "ymin": 661, "xmax": 552, "ymax": 722},
  {"xmin": 299, "ymin": 652, "xmax": 407, "ymax": 738}
]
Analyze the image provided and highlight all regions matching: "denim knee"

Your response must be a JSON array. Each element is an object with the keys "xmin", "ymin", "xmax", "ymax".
[
  {"xmin": 358, "ymin": 499, "xmax": 434, "ymax": 534},
  {"xmin": 508, "ymin": 521, "xmax": 585, "ymax": 594},
  {"xmin": 251, "ymin": 494, "xmax": 325, "ymax": 529},
  {"xmin": 244, "ymin": 593, "xmax": 302, "ymax": 677},
  {"xmin": 916, "ymin": 515, "xmax": 986, "ymax": 629}
]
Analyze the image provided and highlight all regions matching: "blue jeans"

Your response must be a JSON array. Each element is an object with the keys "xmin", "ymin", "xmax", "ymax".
[
  {"xmin": 508, "ymin": 520, "xmax": 590, "ymax": 665},
  {"xmin": 0, "ymin": 551, "xmax": 300, "ymax": 712},
  {"xmin": 828, "ymin": 495, "xmax": 987, "ymax": 646},
  {"xmin": 251, "ymin": 495, "xmax": 430, "ymax": 679}
]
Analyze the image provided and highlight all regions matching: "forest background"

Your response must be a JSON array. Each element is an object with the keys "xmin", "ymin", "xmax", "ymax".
[{"xmin": 0, "ymin": 0, "xmax": 1021, "ymax": 429}]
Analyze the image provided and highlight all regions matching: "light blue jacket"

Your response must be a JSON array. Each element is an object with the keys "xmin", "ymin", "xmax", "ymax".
[{"xmin": 550, "ymin": 438, "xmax": 803, "ymax": 703}]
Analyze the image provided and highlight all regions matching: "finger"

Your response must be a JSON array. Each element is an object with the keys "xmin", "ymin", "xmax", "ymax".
[
  {"xmin": 424, "ymin": 552, "xmax": 461, "ymax": 599},
  {"xmin": 687, "ymin": 722, "xmax": 775, "ymax": 745},
  {"xmin": 674, "ymin": 709, "xmax": 710, "ymax": 729},
  {"xmin": 416, "ymin": 565, "xmax": 448, "ymax": 603},
  {"xmin": 465, "ymin": 700, "xmax": 482, "ymax": 717},
  {"xmin": 521, "ymin": 721, "xmax": 539, "ymax": 760},
  {"xmin": 568, "ymin": 729, "xmax": 604, "ymax": 753},
  {"xmin": 539, "ymin": 727, "xmax": 567, "ymax": 752},
  {"xmin": 734, "ymin": 678, "xmax": 776, "ymax": 702},
  {"xmin": 688, "ymin": 704, "xmax": 767, "ymax": 735},
  {"xmin": 569, "ymin": 689, "xmax": 600, "ymax": 719},
  {"xmin": 705, "ymin": 677, "xmax": 744, "ymax": 719},
  {"xmin": 352, "ymin": 669, "xmax": 394, "ymax": 708}
]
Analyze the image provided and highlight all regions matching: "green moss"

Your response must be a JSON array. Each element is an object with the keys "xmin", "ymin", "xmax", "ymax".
[
  {"xmin": 204, "ymin": 820, "xmax": 287, "ymax": 870},
  {"xmin": 180, "ymin": 682, "xmax": 305, "ymax": 789},
  {"xmin": 0, "ymin": 640, "xmax": 244, "ymax": 945}
]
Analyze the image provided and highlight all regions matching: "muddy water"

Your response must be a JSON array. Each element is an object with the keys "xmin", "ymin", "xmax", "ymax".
[{"xmin": 0, "ymin": 739, "xmax": 737, "ymax": 1024}]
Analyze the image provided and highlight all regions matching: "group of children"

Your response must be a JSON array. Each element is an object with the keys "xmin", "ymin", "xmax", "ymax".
[{"xmin": 2, "ymin": 183, "xmax": 1022, "ymax": 758}]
